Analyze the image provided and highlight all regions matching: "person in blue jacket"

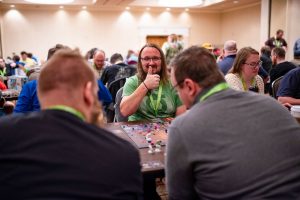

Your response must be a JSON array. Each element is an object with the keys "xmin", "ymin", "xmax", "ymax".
[{"xmin": 14, "ymin": 79, "xmax": 112, "ymax": 113}]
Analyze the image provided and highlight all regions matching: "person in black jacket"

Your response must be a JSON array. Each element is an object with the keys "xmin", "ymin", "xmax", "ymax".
[
  {"xmin": 0, "ymin": 48, "xmax": 143, "ymax": 199},
  {"xmin": 269, "ymin": 47, "xmax": 296, "ymax": 95}
]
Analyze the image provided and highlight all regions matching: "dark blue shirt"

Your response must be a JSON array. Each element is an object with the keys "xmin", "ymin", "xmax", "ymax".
[
  {"xmin": 277, "ymin": 67, "xmax": 300, "ymax": 99},
  {"xmin": 218, "ymin": 55, "xmax": 236, "ymax": 75}
]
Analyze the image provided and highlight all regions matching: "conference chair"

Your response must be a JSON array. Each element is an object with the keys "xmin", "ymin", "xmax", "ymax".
[
  {"xmin": 271, "ymin": 76, "xmax": 283, "ymax": 99},
  {"xmin": 114, "ymin": 87, "xmax": 128, "ymax": 122}
]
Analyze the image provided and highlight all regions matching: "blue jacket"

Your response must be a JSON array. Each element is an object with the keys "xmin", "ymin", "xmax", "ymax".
[
  {"xmin": 294, "ymin": 38, "xmax": 300, "ymax": 57},
  {"xmin": 14, "ymin": 80, "xmax": 112, "ymax": 114},
  {"xmin": 14, "ymin": 80, "xmax": 40, "ymax": 113}
]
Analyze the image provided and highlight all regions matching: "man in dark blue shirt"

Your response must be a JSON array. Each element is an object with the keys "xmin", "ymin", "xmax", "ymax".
[
  {"xmin": 277, "ymin": 67, "xmax": 300, "ymax": 106},
  {"xmin": 217, "ymin": 40, "xmax": 237, "ymax": 75}
]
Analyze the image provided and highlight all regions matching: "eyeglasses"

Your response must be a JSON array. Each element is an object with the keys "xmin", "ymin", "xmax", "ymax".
[
  {"xmin": 244, "ymin": 61, "xmax": 262, "ymax": 69},
  {"xmin": 171, "ymin": 79, "xmax": 184, "ymax": 92},
  {"xmin": 141, "ymin": 56, "xmax": 161, "ymax": 63}
]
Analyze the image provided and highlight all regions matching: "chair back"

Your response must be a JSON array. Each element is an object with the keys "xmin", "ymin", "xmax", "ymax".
[
  {"xmin": 114, "ymin": 87, "xmax": 128, "ymax": 122},
  {"xmin": 108, "ymin": 77, "xmax": 127, "ymax": 103},
  {"xmin": 272, "ymin": 76, "xmax": 283, "ymax": 99}
]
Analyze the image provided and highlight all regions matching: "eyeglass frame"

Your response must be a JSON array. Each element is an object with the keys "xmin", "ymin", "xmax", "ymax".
[
  {"xmin": 171, "ymin": 79, "xmax": 185, "ymax": 92},
  {"xmin": 243, "ymin": 61, "xmax": 262, "ymax": 69},
  {"xmin": 140, "ymin": 56, "xmax": 162, "ymax": 63}
]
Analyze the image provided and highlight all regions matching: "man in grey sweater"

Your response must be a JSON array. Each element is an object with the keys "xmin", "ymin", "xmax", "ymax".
[{"xmin": 167, "ymin": 46, "xmax": 300, "ymax": 199}]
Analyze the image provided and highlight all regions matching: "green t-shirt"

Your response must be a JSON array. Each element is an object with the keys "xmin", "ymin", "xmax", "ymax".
[{"xmin": 122, "ymin": 75, "xmax": 182, "ymax": 121}]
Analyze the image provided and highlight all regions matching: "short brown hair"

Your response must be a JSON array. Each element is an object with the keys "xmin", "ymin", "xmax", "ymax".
[
  {"xmin": 230, "ymin": 47, "xmax": 259, "ymax": 74},
  {"xmin": 47, "ymin": 44, "xmax": 68, "ymax": 60},
  {"xmin": 170, "ymin": 46, "xmax": 224, "ymax": 88},
  {"xmin": 276, "ymin": 29, "xmax": 284, "ymax": 35},
  {"xmin": 260, "ymin": 46, "xmax": 271, "ymax": 57},
  {"xmin": 137, "ymin": 43, "xmax": 168, "ymax": 84},
  {"xmin": 38, "ymin": 49, "xmax": 96, "ymax": 97},
  {"xmin": 272, "ymin": 47, "xmax": 286, "ymax": 59}
]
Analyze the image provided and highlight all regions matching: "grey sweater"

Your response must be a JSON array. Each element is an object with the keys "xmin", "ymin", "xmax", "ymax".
[{"xmin": 167, "ymin": 88, "xmax": 300, "ymax": 200}]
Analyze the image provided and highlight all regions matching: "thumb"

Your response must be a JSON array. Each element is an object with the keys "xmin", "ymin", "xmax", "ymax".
[{"xmin": 148, "ymin": 66, "xmax": 153, "ymax": 75}]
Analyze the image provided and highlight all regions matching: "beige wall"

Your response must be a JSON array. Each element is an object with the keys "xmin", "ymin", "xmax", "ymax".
[
  {"xmin": 0, "ymin": 3, "xmax": 273, "ymax": 61},
  {"xmin": 0, "ymin": 8, "xmax": 221, "ymax": 61},
  {"xmin": 270, "ymin": 0, "xmax": 300, "ymax": 60},
  {"xmin": 286, "ymin": 0, "xmax": 300, "ymax": 60},
  {"xmin": 270, "ymin": 0, "xmax": 287, "ymax": 37},
  {"xmin": 220, "ymin": 3, "xmax": 261, "ymax": 51}
]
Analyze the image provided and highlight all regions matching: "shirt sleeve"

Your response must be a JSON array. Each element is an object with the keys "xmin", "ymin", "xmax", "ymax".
[
  {"xmin": 97, "ymin": 80, "xmax": 112, "ymax": 106},
  {"xmin": 122, "ymin": 76, "xmax": 138, "ymax": 97},
  {"xmin": 265, "ymin": 38, "xmax": 273, "ymax": 47},
  {"xmin": 167, "ymin": 124, "xmax": 197, "ymax": 200},
  {"xmin": 14, "ymin": 83, "xmax": 32, "ymax": 113},
  {"xmin": 277, "ymin": 70, "xmax": 300, "ymax": 97},
  {"xmin": 255, "ymin": 75, "xmax": 265, "ymax": 94},
  {"xmin": 225, "ymin": 73, "xmax": 243, "ymax": 91},
  {"xmin": 282, "ymin": 39, "xmax": 288, "ymax": 47}
]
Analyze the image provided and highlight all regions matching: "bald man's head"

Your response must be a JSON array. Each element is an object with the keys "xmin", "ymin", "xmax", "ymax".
[
  {"xmin": 224, "ymin": 40, "xmax": 237, "ymax": 56},
  {"xmin": 93, "ymin": 50, "xmax": 106, "ymax": 70}
]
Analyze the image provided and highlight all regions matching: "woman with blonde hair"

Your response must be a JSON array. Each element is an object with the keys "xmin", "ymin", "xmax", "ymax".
[{"xmin": 225, "ymin": 47, "xmax": 264, "ymax": 94}]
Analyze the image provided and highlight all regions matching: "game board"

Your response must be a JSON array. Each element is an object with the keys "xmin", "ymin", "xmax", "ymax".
[{"xmin": 121, "ymin": 119, "xmax": 171, "ymax": 149}]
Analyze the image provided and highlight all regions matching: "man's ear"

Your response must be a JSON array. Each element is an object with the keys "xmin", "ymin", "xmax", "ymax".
[
  {"xmin": 83, "ymin": 81, "xmax": 94, "ymax": 107},
  {"xmin": 184, "ymin": 79, "xmax": 201, "ymax": 97}
]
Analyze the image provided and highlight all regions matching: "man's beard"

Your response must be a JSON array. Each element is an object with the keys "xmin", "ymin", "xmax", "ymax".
[{"xmin": 90, "ymin": 95, "xmax": 105, "ymax": 127}]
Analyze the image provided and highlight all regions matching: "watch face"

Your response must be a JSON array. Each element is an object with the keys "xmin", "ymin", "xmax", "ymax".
[{"xmin": 249, "ymin": 86, "xmax": 259, "ymax": 93}]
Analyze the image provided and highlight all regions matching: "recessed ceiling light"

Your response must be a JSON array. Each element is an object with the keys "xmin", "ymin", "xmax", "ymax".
[
  {"xmin": 24, "ymin": 0, "xmax": 74, "ymax": 4},
  {"xmin": 159, "ymin": 0, "xmax": 203, "ymax": 7},
  {"xmin": 166, "ymin": 7, "xmax": 170, "ymax": 11},
  {"xmin": 146, "ymin": 7, "xmax": 150, "ymax": 11},
  {"xmin": 126, "ymin": 6, "xmax": 130, "ymax": 10},
  {"xmin": 82, "ymin": 6, "xmax": 87, "ymax": 9},
  {"xmin": 10, "ymin": 5, "xmax": 15, "ymax": 8},
  {"xmin": 185, "ymin": 8, "xmax": 189, "ymax": 11},
  {"xmin": 59, "ymin": 5, "xmax": 64, "ymax": 9},
  {"xmin": 233, "ymin": 0, "xmax": 239, "ymax": 3}
]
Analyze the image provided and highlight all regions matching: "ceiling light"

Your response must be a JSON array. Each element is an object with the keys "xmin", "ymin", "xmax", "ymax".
[
  {"xmin": 185, "ymin": 8, "xmax": 189, "ymax": 11},
  {"xmin": 24, "ymin": 0, "xmax": 74, "ymax": 4},
  {"xmin": 166, "ymin": 7, "xmax": 170, "ymax": 11},
  {"xmin": 159, "ymin": 0, "xmax": 203, "ymax": 7},
  {"xmin": 146, "ymin": 7, "xmax": 150, "ymax": 11},
  {"xmin": 126, "ymin": 6, "xmax": 130, "ymax": 10},
  {"xmin": 10, "ymin": 5, "xmax": 15, "ymax": 8},
  {"xmin": 82, "ymin": 6, "xmax": 87, "ymax": 9},
  {"xmin": 233, "ymin": 1, "xmax": 239, "ymax": 3},
  {"xmin": 59, "ymin": 5, "xmax": 64, "ymax": 9}
]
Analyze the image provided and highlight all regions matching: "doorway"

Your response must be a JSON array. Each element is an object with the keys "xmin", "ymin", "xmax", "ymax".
[{"xmin": 146, "ymin": 35, "xmax": 168, "ymax": 48}]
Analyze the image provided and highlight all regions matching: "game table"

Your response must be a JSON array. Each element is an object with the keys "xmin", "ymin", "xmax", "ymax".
[{"xmin": 105, "ymin": 119, "xmax": 171, "ymax": 175}]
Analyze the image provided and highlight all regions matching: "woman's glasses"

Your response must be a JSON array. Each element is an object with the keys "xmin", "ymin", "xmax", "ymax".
[{"xmin": 244, "ymin": 61, "xmax": 262, "ymax": 69}]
